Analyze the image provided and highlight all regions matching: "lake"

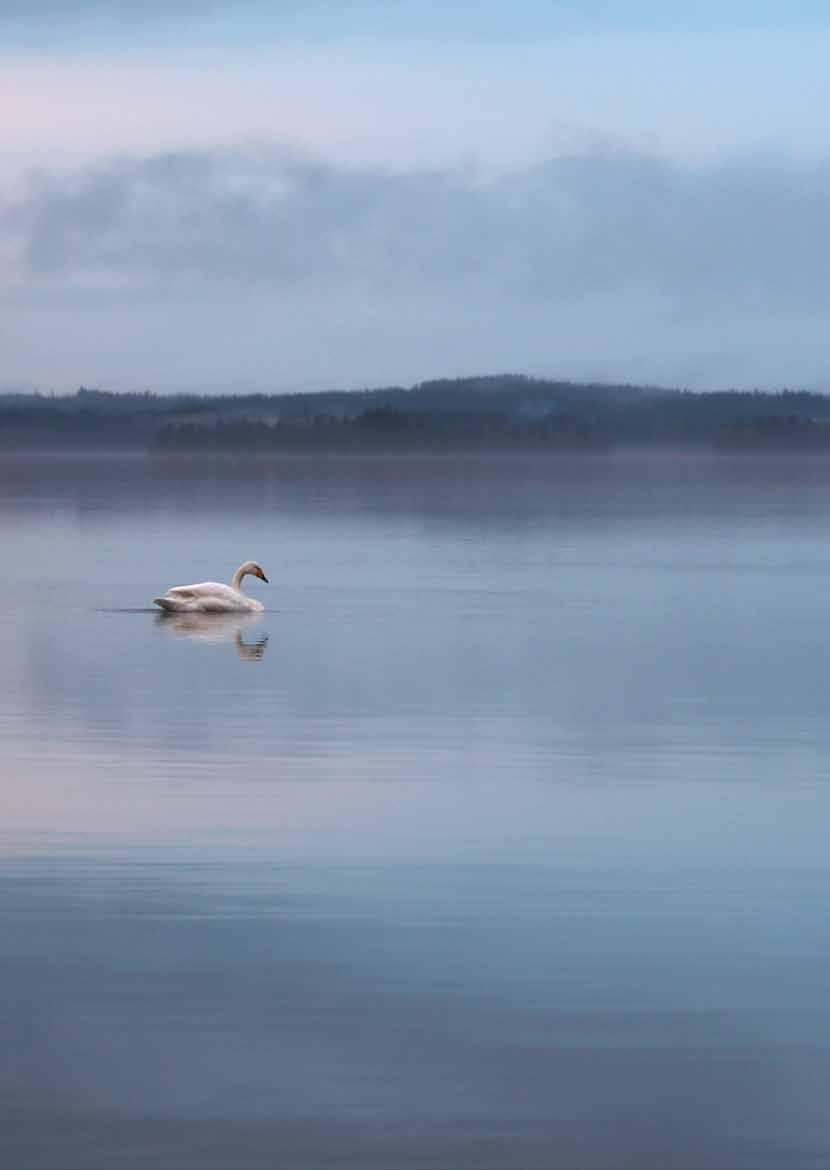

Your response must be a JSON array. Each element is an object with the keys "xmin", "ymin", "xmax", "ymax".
[{"xmin": 2, "ymin": 451, "xmax": 830, "ymax": 1169}]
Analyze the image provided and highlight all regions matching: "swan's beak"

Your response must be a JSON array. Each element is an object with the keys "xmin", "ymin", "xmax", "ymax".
[{"xmin": 260, "ymin": 571, "xmax": 269, "ymax": 583}]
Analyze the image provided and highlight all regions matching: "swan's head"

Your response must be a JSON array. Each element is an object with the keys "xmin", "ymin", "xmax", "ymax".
[{"xmin": 239, "ymin": 560, "xmax": 269, "ymax": 584}]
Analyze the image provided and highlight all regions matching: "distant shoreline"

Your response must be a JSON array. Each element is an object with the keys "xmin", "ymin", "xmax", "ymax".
[{"xmin": 3, "ymin": 375, "xmax": 830, "ymax": 454}]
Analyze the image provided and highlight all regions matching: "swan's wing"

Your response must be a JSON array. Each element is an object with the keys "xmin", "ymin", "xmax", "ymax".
[
  {"xmin": 164, "ymin": 581, "xmax": 236, "ymax": 601},
  {"xmin": 154, "ymin": 582, "xmax": 241, "ymax": 613}
]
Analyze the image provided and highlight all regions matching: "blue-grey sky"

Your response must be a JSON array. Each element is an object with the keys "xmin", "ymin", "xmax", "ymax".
[{"xmin": 4, "ymin": 1, "xmax": 830, "ymax": 391}]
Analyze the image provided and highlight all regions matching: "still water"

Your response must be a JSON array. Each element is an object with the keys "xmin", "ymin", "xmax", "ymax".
[{"xmin": 2, "ymin": 452, "xmax": 830, "ymax": 1168}]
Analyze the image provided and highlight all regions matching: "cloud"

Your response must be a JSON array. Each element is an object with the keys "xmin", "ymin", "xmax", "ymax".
[
  {"xmin": 8, "ymin": 147, "xmax": 830, "ymax": 302},
  {"xmin": 4, "ymin": 145, "xmax": 830, "ymax": 391}
]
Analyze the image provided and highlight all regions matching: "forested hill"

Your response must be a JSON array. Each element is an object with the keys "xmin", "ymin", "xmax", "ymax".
[{"xmin": 2, "ymin": 375, "xmax": 830, "ymax": 451}]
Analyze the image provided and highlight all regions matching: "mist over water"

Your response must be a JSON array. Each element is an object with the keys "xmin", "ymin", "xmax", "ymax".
[{"xmin": 3, "ymin": 452, "xmax": 830, "ymax": 1168}]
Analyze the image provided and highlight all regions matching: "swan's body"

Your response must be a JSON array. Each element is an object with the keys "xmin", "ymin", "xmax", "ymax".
[{"xmin": 153, "ymin": 561, "xmax": 268, "ymax": 614}]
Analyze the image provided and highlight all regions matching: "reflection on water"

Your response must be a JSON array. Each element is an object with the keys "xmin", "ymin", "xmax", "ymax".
[
  {"xmin": 2, "ymin": 453, "xmax": 830, "ymax": 1169},
  {"xmin": 156, "ymin": 611, "xmax": 269, "ymax": 660}
]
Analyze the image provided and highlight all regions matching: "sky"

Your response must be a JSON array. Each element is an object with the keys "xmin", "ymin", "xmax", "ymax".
[{"xmin": 4, "ymin": 1, "xmax": 830, "ymax": 392}]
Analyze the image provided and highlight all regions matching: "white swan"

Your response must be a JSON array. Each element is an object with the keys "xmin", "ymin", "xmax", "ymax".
[{"xmin": 153, "ymin": 560, "xmax": 269, "ymax": 614}]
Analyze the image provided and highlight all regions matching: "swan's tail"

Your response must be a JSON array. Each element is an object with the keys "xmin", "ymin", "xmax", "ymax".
[{"xmin": 154, "ymin": 596, "xmax": 186, "ymax": 613}]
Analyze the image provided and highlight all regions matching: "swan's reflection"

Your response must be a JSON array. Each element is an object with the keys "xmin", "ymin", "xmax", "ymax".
[{"xmin": 156, "ymin": 612, "xmax": 269, "ymax": 661}]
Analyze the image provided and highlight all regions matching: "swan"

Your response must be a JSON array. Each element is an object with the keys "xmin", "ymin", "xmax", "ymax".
[{"xmin": 153, "ymin": 560, "xmax": 269, "ymax": 614}]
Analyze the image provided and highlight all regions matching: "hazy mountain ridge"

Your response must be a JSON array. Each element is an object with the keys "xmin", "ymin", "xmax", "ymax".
[{"xmin": 2, "ymin": 375, "xmax": 829, "ymax": 451}]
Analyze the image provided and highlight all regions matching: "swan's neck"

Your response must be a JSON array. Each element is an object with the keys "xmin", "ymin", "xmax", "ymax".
[{"xmin": 231, "ymin": 567, "xmax": 248, "ymax": 592}]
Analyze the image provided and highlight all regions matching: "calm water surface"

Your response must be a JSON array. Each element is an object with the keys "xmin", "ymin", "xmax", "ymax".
[{"xmin": 2, "ymin": 453, "xmax": 830, "ymax": 1168}]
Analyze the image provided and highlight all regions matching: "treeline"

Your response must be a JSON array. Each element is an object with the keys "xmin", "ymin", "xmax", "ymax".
[
  {"xmin": 153, "ymin": 407, "xmax": 607, "ymax": 452},
  {"xmin": 2, "ymin": 376, "xmax": 830, "ymax": 451}
]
